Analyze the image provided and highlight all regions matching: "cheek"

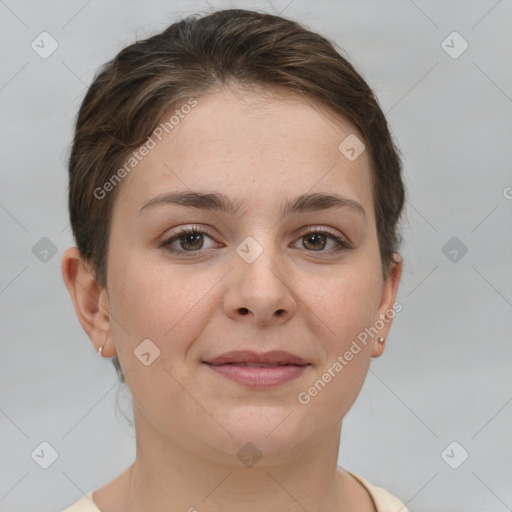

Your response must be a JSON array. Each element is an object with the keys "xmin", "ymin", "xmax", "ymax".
[
  {"xmin": 295, "ymin": 264, "xmax": 379, "ymax": 415},
  {"xmin": 106, "ymin": 254, "xmax": 216, "ymax": 436},
  {"xmin": 296, "ymin": 279, "xmax": 375, "ymax": 423},
  {"xmin": 309, "ymin": 264, "xmax": 381, "ymax": 346},
  {"xmin": 107, "ymin": 250, "xmax": 219, "ymax": 368}
]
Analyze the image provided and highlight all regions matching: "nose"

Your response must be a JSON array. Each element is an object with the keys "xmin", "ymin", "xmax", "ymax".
[{"xmin": 222, "ymin": 241, "xmax": 297, "ymax": 327}]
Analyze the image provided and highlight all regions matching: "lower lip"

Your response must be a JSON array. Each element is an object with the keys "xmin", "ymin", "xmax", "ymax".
[{"xmin": 204, "ymin": 363, "xmax": 309, "ymax": 388}]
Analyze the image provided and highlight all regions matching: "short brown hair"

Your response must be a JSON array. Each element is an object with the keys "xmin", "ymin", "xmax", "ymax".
[{"xmin": 67, "ymin": 8, "xmax": 406, "ymax": 383}]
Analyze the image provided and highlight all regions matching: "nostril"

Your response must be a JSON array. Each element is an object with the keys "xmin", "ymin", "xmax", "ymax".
[{"xmin": 239, "ymin": 308, "xmax": 249, "ymax": 315}]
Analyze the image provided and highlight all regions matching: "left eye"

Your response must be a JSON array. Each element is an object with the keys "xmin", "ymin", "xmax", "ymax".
[{"xmin": 293, "ymin": 231, "xmax": 349, "ymax": 252}]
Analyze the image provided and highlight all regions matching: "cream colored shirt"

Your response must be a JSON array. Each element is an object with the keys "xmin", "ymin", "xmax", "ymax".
[{"xmin": 62, "ymin": 473, "xmax": 408, "ymax": 512}]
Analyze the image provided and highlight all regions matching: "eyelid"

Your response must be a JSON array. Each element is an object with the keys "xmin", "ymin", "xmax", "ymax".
[
  {"xmin": 162, "ymin": 225, "xmax": 347, "ymax": 242},
  {"xmin": 169, "ymin": 224, "xmax": 215, "ymax": 238},
  {"xmin": 158, "ymin": 224, "xmax": 219, "ymax": 249},
  {"xmin": 299, "ymin": 225, "xmax": 347, "ymax": 240}
]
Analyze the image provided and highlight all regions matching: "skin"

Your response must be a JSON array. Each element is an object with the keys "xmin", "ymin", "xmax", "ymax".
[{"xmin": 62, "ymin": 85, "xmax": 402, "ymax": 512}]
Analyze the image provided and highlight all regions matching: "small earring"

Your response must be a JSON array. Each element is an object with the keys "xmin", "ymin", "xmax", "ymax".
[
  {"xmin": 378, "ymin": 336, "xmax": 385, "ymax": 343},
  {"xmin": 98, "ymin": 345, "xmax": 103, "ymax": 356}
]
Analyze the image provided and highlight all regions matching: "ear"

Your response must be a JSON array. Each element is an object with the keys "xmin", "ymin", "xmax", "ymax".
[
  {"xmin": 61, "ymin": 247, "xmax": 116, "ymax": 357},
  {"xmin": 371, "ymin": 253, "xmax": 403, "ymax": 358}
]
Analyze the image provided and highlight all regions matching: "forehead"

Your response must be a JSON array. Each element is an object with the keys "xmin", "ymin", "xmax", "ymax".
[{"xmin": 112, "ymin": 86, "xmax": 374, "ymax": 221}]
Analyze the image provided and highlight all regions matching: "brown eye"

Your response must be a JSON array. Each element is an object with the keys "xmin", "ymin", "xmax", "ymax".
[
  {"xmin": 292, "ymin": 229, "xmax": 351, "ymax": 254},
  {"xmin": 178, "ymin": 231, "xmax": 204, "ymax": 251},
  {"xmin": 302, "ymin": 233, "xmax": 328, "ymax": 251},
  {"xmin": 160, "ymin": 228, "xmax": 217, "ymax": 254}
]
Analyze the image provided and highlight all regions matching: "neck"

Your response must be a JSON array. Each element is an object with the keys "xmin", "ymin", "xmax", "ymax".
[{"xmin": 113, "ymin": 414, "xmax": 359, "ymax": 512}]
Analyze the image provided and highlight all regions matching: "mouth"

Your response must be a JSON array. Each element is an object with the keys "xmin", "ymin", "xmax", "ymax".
[
  {"xmin": 202, "ymin": 350, "xmax": 311, "ymax": 388},
  {"xmin": 209, "ymin": 362, "xmax": 303, "ymax": 367}
]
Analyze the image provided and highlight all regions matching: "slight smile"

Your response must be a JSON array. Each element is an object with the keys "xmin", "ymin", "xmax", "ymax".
[{"xmin": 202, "ymin": 350, "xmax": 312, "ymax": 388}]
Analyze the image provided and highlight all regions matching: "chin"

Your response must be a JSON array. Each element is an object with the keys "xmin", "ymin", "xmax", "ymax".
[{"xmin": 211, "ymin": 405, "xmax": 312, "ymax": 459}]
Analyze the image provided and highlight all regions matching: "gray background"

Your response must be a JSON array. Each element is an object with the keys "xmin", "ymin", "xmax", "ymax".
[{"xmin": 1, "ymin": 1, "xmax": 511, "ymax": 511}]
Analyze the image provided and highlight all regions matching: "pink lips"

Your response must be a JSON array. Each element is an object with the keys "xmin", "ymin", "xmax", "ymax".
[{"xmin": 203, "ymin": 350, "xmax": 310, "ymax": 388}]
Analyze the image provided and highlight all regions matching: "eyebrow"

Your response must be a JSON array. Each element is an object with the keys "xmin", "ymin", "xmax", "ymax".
[{"xmin": 139, "ymin": 190, "xmax": 366, "ymax": 221}]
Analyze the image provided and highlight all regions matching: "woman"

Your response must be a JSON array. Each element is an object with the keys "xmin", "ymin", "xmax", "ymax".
[{"xmin": 61, "ymin": 8, "xmax": 407, "ymax": 511}]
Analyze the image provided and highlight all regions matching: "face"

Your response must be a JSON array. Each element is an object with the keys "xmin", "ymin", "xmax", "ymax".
[{"xmin": 99, "ymin": 86, "xmax": 401, "ymax": 462}]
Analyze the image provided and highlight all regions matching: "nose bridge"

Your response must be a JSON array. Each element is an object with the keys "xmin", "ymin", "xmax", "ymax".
[
  {"xmin": 235, "ymin": 231, "xmax": 286, "ymax": 292},
  {"xmin": 224, "ymin": 230, "xmax": 297, "ymax": 324}
]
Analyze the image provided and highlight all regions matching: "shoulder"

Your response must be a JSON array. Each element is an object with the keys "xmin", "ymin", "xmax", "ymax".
[
  {"xmin": 64, "ymin": 477, "xmax": 407, "ymax": 512},
  {"xmin": 62, "ymin": 491, "xmax": 102, "ymax": 512},
  {"xmin": 349, "ymin": 472, "xmax": 409, "ymax": 512}
]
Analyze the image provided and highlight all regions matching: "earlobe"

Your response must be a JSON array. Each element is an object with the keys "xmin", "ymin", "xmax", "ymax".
[
  {"xmin": 371, "ymin": 336, "xmax": 386, "ymax": 357},
  {"xmin": 371, "ymin": 253, "xmax": 403, "ymax": 358},
  {"xmin": 61, "ymin": 247, "xmax": 116, "ymax": 357}
]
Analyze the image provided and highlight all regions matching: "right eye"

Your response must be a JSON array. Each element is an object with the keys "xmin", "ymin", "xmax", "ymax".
[{"xmin": 160, "ymin": 226, "xmax": 219, "ymax": 255}]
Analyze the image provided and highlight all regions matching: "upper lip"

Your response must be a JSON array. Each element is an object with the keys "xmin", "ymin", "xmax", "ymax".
[{"xmin": 204, "ymin": 350, "xmax": 310, "ymax": 366}]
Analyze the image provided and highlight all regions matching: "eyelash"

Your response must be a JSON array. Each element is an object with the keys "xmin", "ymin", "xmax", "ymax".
[{"xmin": 159, "ymin": 225, "xmax": 352, "ymax": 257}]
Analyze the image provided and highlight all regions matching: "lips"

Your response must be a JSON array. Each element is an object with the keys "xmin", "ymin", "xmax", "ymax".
[
  {"xmin": 203, "ymin": 350, "xmax": 311, "ymax": 388},
  {"xmin": 204, "ymin": 350, "xmax": 310, "ymax": 367}
]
